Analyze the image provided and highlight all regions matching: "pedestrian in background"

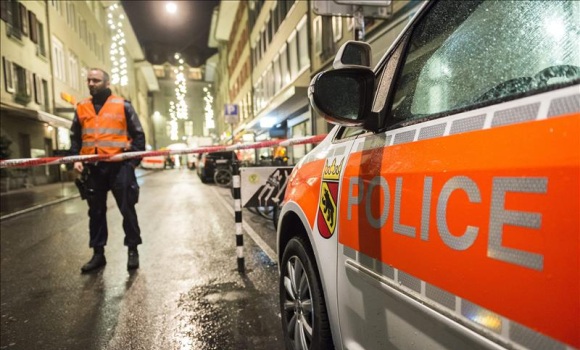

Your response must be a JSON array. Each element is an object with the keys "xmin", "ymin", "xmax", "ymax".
[{"xmin": 70, "ymin": 68, "xmax": 145, "ymax": 273}]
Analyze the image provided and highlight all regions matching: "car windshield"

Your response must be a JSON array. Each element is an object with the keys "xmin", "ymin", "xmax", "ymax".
[{"xmin": 390, "ymin": 0, "xmax": 580, "ymax": 123}]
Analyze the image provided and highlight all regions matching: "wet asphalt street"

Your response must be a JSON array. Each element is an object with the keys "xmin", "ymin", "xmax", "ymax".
[{"xmin": 1, "ymin": 169, "xmax": 285, "ymax": 350}]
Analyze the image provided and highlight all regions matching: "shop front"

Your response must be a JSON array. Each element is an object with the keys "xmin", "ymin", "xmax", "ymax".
[{"xmin": 0, "ymin": 102, "xmax": 72, "ymax": 192}]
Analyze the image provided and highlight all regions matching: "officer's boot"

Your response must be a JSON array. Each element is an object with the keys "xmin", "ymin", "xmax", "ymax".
[
  {"xmin": 127, "ymin": 246, "xmax": 139, "ymax": 270},
  {"xmin": 81, "ymin": 246, "xmax": 106, "ymax": 273}
]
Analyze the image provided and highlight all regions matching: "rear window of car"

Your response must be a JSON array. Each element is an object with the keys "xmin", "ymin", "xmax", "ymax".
[{"xmin": 206, "ymin": 152, "xmax": 237, "ymax": 159}]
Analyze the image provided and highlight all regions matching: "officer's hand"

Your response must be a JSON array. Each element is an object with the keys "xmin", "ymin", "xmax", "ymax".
[{"xmin": 73, "ymin": 162, "xmax": 84, "ymax": 174}]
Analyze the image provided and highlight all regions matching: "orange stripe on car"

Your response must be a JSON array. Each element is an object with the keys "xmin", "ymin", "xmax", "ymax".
[{"xmin": 338, "ymin": 115, "xmax": 579, "ymax": 347}]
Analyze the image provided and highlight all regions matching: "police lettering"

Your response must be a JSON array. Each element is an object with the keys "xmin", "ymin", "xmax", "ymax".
[{"xmin": 346, "ymin": 175, "xmax": 547, "ymax": 270}]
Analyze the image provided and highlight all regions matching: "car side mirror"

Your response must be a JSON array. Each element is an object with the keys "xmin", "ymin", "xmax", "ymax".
[
  {"xmin": 333, "ymin": 40, "xmax": 372, "ymax": 69},
  {"xmin": 309, "ymin": 67, "xmax": 375, "ymax": 126}
]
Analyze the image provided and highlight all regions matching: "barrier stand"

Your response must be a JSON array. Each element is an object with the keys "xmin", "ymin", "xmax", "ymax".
[{"xmin": 232, "ymin": 160, "xmax": 244, "ymax": 273}]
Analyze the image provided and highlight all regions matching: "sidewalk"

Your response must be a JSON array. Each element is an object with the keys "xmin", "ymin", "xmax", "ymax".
[{"xmin": 0, "ymin": 168, "xmax": 151, "ymax": 220}]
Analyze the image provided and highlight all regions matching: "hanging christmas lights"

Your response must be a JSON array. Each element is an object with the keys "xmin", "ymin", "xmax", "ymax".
[
  {"xmin": 107, "ymin": 4, "xmax": 128, "ymax": 86},
  {"xmin": 203, "ymin": 86, "xmax": 215, "ymax": 131},
  {"xmin": 173, "ymin": 55, "xmax": 188, "ymax": 120},
  {"xmin": 167, "ymin": 53, "xmax": 189, "ymax": 140}
]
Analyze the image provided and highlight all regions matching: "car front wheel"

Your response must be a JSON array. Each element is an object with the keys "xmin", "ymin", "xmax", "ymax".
[{"xmin": 280, "ymin": 237, "xmax": 334, "ymax": 350}]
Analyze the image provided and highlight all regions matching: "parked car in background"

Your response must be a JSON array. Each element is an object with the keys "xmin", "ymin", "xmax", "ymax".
[
  {"xmin": 277, "ymin": 1, "xmax": 579, "ymax": 349},
  {"xmin": 196, "ymin": 151, "xmax": 238, "ymax": 183}
]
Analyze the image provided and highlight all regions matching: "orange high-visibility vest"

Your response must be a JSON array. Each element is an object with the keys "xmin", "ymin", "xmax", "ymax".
[{"xmin": 76, "ymin": 95, "xmax": 130, "ymax": 155}]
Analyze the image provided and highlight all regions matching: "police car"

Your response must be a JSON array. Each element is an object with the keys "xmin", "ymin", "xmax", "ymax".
[{"xmin": 276, "ymin": 1, "xmax": 579, "ymax": 349}]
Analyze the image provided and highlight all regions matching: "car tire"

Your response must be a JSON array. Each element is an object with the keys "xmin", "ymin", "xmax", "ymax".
[
  {"xmin": 213, "ymin": 168, "xmax": 232, "ymax": 187},
  {"xmin": 280, "ymin": 237, "xmax": 334, "ymax": 350}
]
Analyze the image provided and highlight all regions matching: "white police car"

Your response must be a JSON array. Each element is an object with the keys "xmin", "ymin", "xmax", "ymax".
[{"xmin": 277, "ymin": 1, "xmax": 580, "ymax": 349}]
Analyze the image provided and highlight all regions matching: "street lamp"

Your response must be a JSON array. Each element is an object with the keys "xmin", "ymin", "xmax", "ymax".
[{"xmin": 165, "ymin": 2, "xmax": 177, "ymax": 14}]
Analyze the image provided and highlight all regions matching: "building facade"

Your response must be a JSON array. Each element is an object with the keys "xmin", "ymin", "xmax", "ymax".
[
  {"xmin": 207, "ymin": 0, "xmax": 422, "ymax": 164},
  {"xmin": 150, "ymin": 63, "xmax": 211, "ymax": 150},
  {"xmin": 1, "ymin": 0, "xmax": 157, "ymax": 191}
]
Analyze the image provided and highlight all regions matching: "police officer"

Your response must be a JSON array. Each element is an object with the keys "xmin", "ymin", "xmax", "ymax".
[{"xmin": 70, "ymin": 68, "xmax": 145, "ymax": 273}]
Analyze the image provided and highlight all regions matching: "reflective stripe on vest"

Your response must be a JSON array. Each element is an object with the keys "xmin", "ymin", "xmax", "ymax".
[
  {"xmin": 82, "ymin": 128, "xmax": 128, "ymax": 136},
  {"xmin": 77, "ymin": 95, "xmax": 129, "ymax": 155}
]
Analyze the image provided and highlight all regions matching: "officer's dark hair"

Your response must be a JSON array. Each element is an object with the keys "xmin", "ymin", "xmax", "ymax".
[{"xmin": 89, "ymin": 68, "xmax": 110, "ymax": 83}]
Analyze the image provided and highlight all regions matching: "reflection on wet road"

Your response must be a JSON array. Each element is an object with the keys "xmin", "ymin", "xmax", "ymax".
[{"xmin": 1, "ymin": 169, "xmax": 284, "ymax": 349}]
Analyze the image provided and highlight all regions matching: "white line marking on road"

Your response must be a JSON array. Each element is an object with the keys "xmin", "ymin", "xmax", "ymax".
[{"xmin": 210, "ymin": 186, "xmax": 278, "ymax": 263}]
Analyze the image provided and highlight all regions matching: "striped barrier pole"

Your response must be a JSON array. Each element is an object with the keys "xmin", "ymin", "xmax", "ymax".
[{"xmin": 232, "ymin": 159, "xmax": 244, "ymax": 273}]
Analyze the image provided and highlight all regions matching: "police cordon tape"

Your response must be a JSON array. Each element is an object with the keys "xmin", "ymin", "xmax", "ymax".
[{"xmin": 0, "ymin": 134, "xmax": 328, "ymax": 169}]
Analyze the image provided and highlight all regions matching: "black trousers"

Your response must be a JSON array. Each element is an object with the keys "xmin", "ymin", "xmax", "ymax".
[{"xmin": 85, "ymin": 162, "xmax": 141, "ymax": 248}]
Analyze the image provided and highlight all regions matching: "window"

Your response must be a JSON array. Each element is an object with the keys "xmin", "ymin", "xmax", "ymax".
[
  {"xmin": 348, "ymin": 17, "xmax": 354, "ymax": 32},
  {"xmin": 5, "ymin": 0, "xmax": 22, "ymax": 39},
  {"xmin": 280, "ymin": 44, "xmax": 290, "ymax": 85},
  {"xmin": 332, "ymin": 16, "xmax": 343, "ymax": 42},
  {"xmin": 313, "ymin": 16, "xmax": 322, "ymax": 55},
  {"xmin": 3, "ymin": 57, "xmax": 14, "ymax": 93},
  {"xmin": 28, "ymin": 11, "xmax": 37, "ymax": 42},
  {"xmin": 29, "ymin": 13, "xmax": 46, "ymax": 57},
  {"xmin": 51, "ymin": 37, "xmax": 66, "ymax": 81},
  {"xmin": 42, "ymin": 79, "xmax": 49, "ymax": 108},
  {"xmin": 287, "ymin": 31, "xmax": 298, "ymax": 79},
  {"xmin": 255, "ymin": 77, "xmax": 264, "ymax": 112},
  {"xmin": 68, "ymin": 52, "xmax": 79, "ymax": 90},
  {"xmin": 297, "ymin": 17, "xmax": 310, "ymax": 70},
  {"xmin": 13, "ymin": 64, "xmax": 31, "ymax": 99},
  {"xmin": 252, "ymin": 44, "xmax": 257, "ymax": 66},
  {"xmin": 88, "ymin": 31, "xmax": 93, "ymax": 52},
  {"xmin": 80, "ymin": 66, "xmax": 88, "ymax": 85},
  {"xmin": 267, "ymin": 14, "xmax": 273, "ymax": 44},
  {"xmin": 321, "ymin": 16, "xmax": 334, "ymax": 60},
  {"xmin": 33, "ymin": 73, "xmax": 44, "ymax": 105},
  {"xmin": 278, "ymin": 0, "xmax": 287, "ymax": 25},
  {"xmin": 263, "ymin": 70, "xmax": 270, "ymax": 101},
  {"xmin": 66, "ymin": 2, "xmax": 75, "ymax": 27},
  {"xmin": 272, "ymin": 4, "xmax": 279, "ymax": 33},
  {"xmin": 19, "ymin": 3, "xmax": 27, "ymax": 37},
  {"xmin": 267, "ymin": 65, "xmax": 274, "ymax": 99},
  {"xmin": 390, "ymin": 0, "xmax": 580, "ymax": 124},
  {"xmin": 79, "ymin": 19, "xmax": 86, "ymax": 43},
  {"xmin": 337, "ymin": 126, "xmax": 366, "ymax": 140},
  {"xmin": 261, "ymin": 29, "xmax": 267, "ymax": 58},
  {"xmin": 273, "ymin": 54, "xmax": 281, "ymax": 94},
  {"xmin": 37, "ymin": 21, "xmax": 46, "ymax": 56},
  {"xmin": 0, "ymin": 1, "xmax": 9, "ymax": 22}
]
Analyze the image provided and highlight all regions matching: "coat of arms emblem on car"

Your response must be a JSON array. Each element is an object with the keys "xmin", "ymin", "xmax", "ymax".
[{"xmin": 317, "ymin": 158, "xmax": 343, "ymax": 238}]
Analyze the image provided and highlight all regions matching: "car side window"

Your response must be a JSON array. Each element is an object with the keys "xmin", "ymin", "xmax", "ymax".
[
  {"xmin": 335, "ymin": 126, "xmax": 366, "ymax": 140},
  {"xmin": 389, "ymin": 0, "xmax": 580, "ymax": 124}
]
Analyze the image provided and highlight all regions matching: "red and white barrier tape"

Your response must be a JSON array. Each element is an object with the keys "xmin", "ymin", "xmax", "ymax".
[{"xmin": 0, "ymin": 134, "xmax": 328, "ymax": 169}]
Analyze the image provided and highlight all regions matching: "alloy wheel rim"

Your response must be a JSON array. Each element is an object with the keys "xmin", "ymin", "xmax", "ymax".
[{"xmin": 283, "ymin": 256, "xmax": 314, "ymax": 350}]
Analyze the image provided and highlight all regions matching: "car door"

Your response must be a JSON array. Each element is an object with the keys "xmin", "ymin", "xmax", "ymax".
[{"xmin": 336, "ymin": 1, "xmax": 579, "ymax": 349}]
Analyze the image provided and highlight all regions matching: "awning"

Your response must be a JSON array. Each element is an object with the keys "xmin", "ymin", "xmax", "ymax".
[{"xmin": 1, "ymin": 102, "xmax": 72, "ymax": 129}]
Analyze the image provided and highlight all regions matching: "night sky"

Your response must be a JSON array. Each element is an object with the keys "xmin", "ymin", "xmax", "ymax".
[{"xmin": 122, "ymin": 0, "xmax": 220, "ymax": 67}]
